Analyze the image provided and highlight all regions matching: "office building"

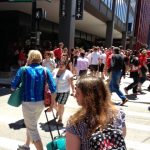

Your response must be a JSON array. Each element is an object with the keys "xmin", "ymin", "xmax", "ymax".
[{"xmin": 0, "ymin": 0, "xmax": 137, "ymax": 72}]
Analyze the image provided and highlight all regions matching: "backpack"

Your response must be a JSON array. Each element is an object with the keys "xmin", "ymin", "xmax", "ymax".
[{"xmin": 89, "ymin": 124, "xmax": 126, "ymax": 150}]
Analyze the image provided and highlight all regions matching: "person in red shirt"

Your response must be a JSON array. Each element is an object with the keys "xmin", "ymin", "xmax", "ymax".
[
  {"xmin": 18, "ymin": 49, "xmax": 26, "ymax": 67},
  {"xmin": 138, "ymin": 49, "xmax": 148, "ymax": 92},
  {"xmin": 53, "ymin": 42, "xmax": 64, "ymax": 66},
  {"xmin": 105, "ymin": 48, "xmax": 113, "ymax": 81}
]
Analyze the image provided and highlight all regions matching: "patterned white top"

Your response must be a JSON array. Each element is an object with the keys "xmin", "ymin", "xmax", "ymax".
[{"xmin": 66, "ymin": 109, "xmax": 125, "ymax": 150}]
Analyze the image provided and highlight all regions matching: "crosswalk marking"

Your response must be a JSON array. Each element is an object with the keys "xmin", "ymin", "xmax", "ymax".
[
  {"xmin": 126, "ymin": 140, "xmax": 150, "ymax": 150},
  {"xmin": 1, "ymin": 92, "xmax": 150, "ymax": 150},
  {"xmin": 1, "ymin": 111, "xmax": 150, "ymax": 133},
  {"xmin": 127, "ymin": 123, "xmax": 150, "ymax": 132},
  {"xmin": 1, "ymin": 136, "xmax": 150, "ymax": 150},
  {"xmin": 0, "ymin": 137, "xmax": 46, "ymax": 150},
  {"xmin": 125, "ymin": 111, "xmax": 150, "ymax": 119}
]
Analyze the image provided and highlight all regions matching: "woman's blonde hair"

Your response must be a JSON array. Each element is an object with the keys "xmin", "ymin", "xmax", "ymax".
[
  {"xmin": 68, "ymin": 76, "xmax": 117, "ymax": 136},
  {"xmin": 27, "ymin": 50, "xmax": 42, "ymax": 64}
]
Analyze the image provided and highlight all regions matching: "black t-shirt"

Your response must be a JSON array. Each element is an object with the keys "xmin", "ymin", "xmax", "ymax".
[{"xmin": 111, "ymin": 54, "xmax": 124, "ymax": 71}]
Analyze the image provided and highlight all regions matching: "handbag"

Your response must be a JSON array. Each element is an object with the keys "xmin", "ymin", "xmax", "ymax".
[
  {"xmin": 8, "ymin": 67, "xmax": 26, "ymax": 107},
  {"xmin": 8, "ymin": 83, "xmax": 23, "ymax": 107},
  {"xmin": 44, "ymin": 68, "xmax": 52, "ymax": 107}
]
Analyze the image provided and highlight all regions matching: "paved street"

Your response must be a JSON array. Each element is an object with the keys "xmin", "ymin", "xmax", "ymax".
[{"xmin": 0, "ymin": 76, "xmax": 150, "ymax": 150}]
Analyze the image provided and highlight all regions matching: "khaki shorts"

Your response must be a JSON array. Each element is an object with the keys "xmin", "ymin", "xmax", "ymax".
[{"xmin": 22, "ymin": 101, "xmax": 44, "ymax": 142}]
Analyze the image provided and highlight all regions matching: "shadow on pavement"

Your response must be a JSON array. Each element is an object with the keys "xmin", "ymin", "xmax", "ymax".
[
  {"xmin": 142, "ymin": 137, "xmax": 150, "ymax": 143},
  {"xmin": 125, "ymin": 94, "xmax": 138, "ymax": 100},
  {"xmin": 113, "ymin": 102, "xmax": 121, "ymax": 106},
  {"xmin": 113, "ymin": 102, "xmax": 129, "ymax": 107},
  {"xmin": 39, "ymin": 119, "xmax": 65, "ymax": 132},
  {"xmin": 8, "ymin": 119, "xmax": 26, "ymax": 130}
]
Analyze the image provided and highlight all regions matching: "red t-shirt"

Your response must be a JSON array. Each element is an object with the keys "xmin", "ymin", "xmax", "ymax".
[
  {"xmin": 139, "ymin": 54, "xmax": 147, "ymax": 67},
  {"xmin": 106, "ymin": 52, "xmax": 112, "ymax": 69},
  {"xmin": 19, "ymin": 52, "xmax": 26, "ymax": 61},
  {"xmin": 53, "ymin": 48, "xmax": 62, "ymax": 60}
]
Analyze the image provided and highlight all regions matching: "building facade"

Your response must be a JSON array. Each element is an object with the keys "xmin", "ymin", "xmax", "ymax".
[
  {"xmin": 134, "ymin": 0, "xmax": 150, "ymax": 50},
  {"xmin": 0, "ymin": 0, "xmax": 137, "ymax": 72}
]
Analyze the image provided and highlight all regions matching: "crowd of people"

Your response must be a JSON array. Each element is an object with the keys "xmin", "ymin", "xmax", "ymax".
[{"xmin": 10, "ymin": 42, "xmax": 150, "ymax": 150}]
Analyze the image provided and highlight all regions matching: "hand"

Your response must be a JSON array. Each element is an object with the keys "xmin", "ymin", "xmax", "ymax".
[
  {"xmin": 45, "ymin": 107, "xmax": 52, "ymax": 112},
  {"xmin": 11, "ymin": 88, "xmax": 15, "ymax": 91}
]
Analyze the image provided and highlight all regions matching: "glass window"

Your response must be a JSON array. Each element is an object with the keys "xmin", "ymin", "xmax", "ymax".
[
  {"xmin": 102, "ymin": 0, "xmax": 113, "ymax": 9},
  {"xmin": 115, "ymin": 0, "xmax": 127, "ymax": 23},
  {"xmin": 130, "ymin": 0, "xmax": 136, "ymax": 12}
]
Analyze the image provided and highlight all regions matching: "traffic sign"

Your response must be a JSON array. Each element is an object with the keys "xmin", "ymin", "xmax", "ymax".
[
  {"xmin": 75, "ymin": 0, "xmax": 84, "ymax": 20},
  {"xmin": 0, "ymin": 0, "xmax": 31, "ymax": 1},
  {"xmin": 59, "ymin": 0, "xmax": 66, "ymax": 18},
  {"xmin": 1, "ymin": 0, "xmax": 52, "ymax": 2}
]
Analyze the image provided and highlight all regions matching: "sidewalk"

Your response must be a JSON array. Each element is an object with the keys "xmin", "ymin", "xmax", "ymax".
[{"xmin": 0, "ymin": 77, "xmax": 12, "ymax": 86}]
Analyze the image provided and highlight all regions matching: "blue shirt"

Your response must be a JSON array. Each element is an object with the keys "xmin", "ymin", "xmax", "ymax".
[{"xmin": 11, "ymin": 63, "xmax": 56, "ymax": 102}]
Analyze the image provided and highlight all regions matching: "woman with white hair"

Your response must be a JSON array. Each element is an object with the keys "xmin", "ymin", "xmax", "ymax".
[{"xmin": 11, "ymin": 50, "xmax": 56, "ymax": 150}]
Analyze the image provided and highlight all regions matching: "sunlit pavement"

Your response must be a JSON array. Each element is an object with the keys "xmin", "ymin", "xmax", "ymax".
[{"xmin": 0, "ymin": 75, "xmax": 150, "ymax": 150}]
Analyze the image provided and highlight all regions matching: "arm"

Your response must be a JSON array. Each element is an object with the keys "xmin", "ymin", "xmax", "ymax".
[
  {"xmin": 122, "ymin": 124, "xmax": 126, "ymax": 138},
  {"xmin": 11, "ymin": 67, "xmax": 23, "ymax": 90},
  {"xmin": 66, "ymin": 131, "xmax": 81, "ymax": 150},
  {"xmin": 68, "ymin": 77, "xmax": 75, "ymax": 95},
  {"xmin": 69, "ymin": 62, "xmax": 73, "ymax": 72},
  {"xmin": 46, "ymin": 68, "xmax": 57, "ymax": 93}
]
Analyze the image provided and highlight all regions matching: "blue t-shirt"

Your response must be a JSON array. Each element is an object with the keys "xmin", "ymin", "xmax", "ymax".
[{"xmin": 11, "ymin": 63, "xmax": 56, "ymax": 102}]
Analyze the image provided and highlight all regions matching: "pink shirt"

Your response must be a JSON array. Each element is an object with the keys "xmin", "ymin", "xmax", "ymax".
[{"xmin": 76, "ymin": 57, "xmax": 89, "ymax": 75}]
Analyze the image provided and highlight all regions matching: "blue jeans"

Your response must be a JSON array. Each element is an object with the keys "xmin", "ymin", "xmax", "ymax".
[{"xmin": 109, "ymin": 70, "xmax": 126, "ymax": 101}]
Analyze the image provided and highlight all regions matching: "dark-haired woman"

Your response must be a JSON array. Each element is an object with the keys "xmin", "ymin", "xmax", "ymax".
[{"xmin": 52, "ymin": 60, "xmax": 75, "ymax": 124}]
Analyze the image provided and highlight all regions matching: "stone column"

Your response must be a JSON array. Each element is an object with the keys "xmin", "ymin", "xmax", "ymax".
[
  {"xmin": 105, "ymin": 0, "xmax": 116, "ymax": 48},
  {"xmin": 122, "ymin": 0, "xmax": 131, "ymax": 49},
  {"xmin": 59, "ymin": 0, "xmax": 76, "ymax": 52}
]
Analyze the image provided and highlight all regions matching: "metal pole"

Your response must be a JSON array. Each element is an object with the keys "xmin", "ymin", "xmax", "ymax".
[
  {"xmin": 126, "ymin": 0, "xmax": 130, "ymax": 36},
  {"xmin": 129, "ymin": 0, "xmax": 138, "ymax": 49},
  {"xmin": 123, "ymin": 0, "xmax": 130, "ymax": 50},
  {"xmin": 31, "ymin": 0, "xmax": 36, "ymax": 32}
]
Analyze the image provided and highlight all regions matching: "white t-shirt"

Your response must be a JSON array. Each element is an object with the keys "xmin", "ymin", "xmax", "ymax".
[
  {"xmin": 91, "ymin": 52, "xmax": 101, "ymax": 65},
  {"xmin": 86, "ymin": 53, "xmax": 92, "ymax": 65},
  {"xmin": 52, "ymin": 68, "xmax": 73, "ymax": 93},
  {"xmin": 100, "ymin": 53, "xmax": 106, "ymax": 64},
  {"xmin": 42, "ymin": 58, "xmax": 56, "ymax": 71}
]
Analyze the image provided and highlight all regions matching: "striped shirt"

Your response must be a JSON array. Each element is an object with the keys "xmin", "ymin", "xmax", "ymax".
[{"xmin": 11, "ymin": 63, "xmax": 56, "ymax": 102}]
